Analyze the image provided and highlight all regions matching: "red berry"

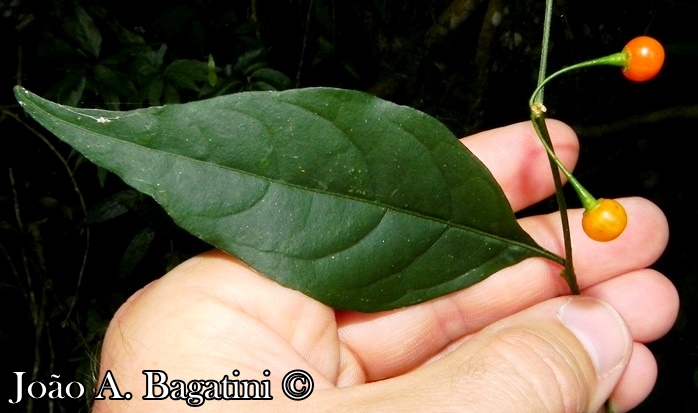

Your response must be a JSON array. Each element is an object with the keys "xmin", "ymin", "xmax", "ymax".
[{"xmin": 622, "ymin": 36, "xmax": 665, "ymax": 82}]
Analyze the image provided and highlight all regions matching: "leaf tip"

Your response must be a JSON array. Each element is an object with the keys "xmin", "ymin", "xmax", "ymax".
[{"xmin": 13, "ymin": 85, "xmax": 31, "ymax": 104}]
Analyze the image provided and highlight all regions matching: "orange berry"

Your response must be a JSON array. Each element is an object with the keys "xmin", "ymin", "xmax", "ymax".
[
  {"xmin": 582, "ymin": 199, "xmax": 628, "ymax": 242},
  {"xmin": 622, "ymin": 36, "xmax": 665, "ymax": 82}
]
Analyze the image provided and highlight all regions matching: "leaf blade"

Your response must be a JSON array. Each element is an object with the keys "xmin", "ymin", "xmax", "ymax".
[{"xmin": 14, "ymin": 86, "xmax": 562, "ymax": 311}]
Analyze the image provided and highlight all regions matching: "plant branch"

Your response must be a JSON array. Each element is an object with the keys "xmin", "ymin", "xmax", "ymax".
[
  {"xmin": 533, "ymin": 0, "xmax": 579, "ymax": 294},
  {"xmin": 535, "ymin": 0, "xmax": 554, "ymax": 103},
  {"xmin": 530, "ymin": 112, "xmax": 579, "ymax": 294}
]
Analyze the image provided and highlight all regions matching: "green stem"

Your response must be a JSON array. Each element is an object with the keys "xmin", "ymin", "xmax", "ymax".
[
  {"xmin": 530, "ymin": 52, "xmax": 626, "ymax": 108},
  {"xmin": 534, "ymin": 0, "xmax": 554, "ymax": 104},
  {"xmin": 530, "ymin": 112, "xmax": 580, "ymax": 294},
  {"xmin": 534, "ymin": 3, "xmax": 614, "ymax": 408},
  {"xmin": 530, "ymin": 104, "xmax": 598, "ymax": 212},
  {"xmin": 533, "ymin": 0, "xmax": 579, "ymax": 295}
]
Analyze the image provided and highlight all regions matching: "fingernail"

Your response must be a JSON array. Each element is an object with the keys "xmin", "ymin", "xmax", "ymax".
[{"xmin": 559, "ymin": 297, "xmax": 631, "ymax": 377}]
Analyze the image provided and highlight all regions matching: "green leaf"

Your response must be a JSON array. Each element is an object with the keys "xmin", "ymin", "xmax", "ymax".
[
  {"xmin": 93, "ymin": 64, "xmax": 134, "ymax": 92},
  {"xmin": 66, "ymin": 6, "xmax": 102, "ymax": 58},
  {"xmin": 14, "ymin": 86, "xmax": 562, "ymax": 312},
  {"xmin": 83, "ymin": 190, "xmax": 141, "ymax": 225},
  {"xmin": 119, "ymin": 227, "xmax": 156, "ymax": 278},
  {"xmin": 165, "ymin": 59, "xmax": 210, "ymax": 91},
  {"xmin": 145, "ymin": 76, "xmax": 164, "ymax": 106},
  {"xmin": 233, "ymin": 48, "xmax": 266, "ymax": 73},
  {"xmin": 46, "ymin": 71, "xmax": 86, "ymax": 106},
  {"xmin": 117, "ymin": 27, "xmax": 147, "ymax": 45},
  {"xmin": 207, "ymin": 54, "xmax": 218, "ymax": 87},
  {"xmin": 250, "ymin": 68, "xmax": 292, "ymax": 90}
]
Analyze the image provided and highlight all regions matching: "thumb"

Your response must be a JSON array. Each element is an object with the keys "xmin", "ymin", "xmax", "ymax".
[{"xmin": 426, "ymin": 296, "xmax": 632, "ymax": 412}]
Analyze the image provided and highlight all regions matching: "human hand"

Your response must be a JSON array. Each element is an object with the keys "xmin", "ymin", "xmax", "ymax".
[{"xmin": 93, "ymin": 120, "xmax": 678, "ymax": 412}]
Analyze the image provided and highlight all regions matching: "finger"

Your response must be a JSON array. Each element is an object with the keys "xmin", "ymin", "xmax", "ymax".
[
  {"xmin": 418, "ymin": 266, "xmax": 677, "ymax": 359},
  {"xmin": 576, "ymin": 269, "xmax": 678, "ymax": 412},
  {"xmin": 607, "ymin": 343, "xmax": 657, "ymax": 412},
  {"xmin": 312, "ymin": 296, "xmax": 633, "ymax": 412},
  {"xmin": 336, "ymin": 197, "xmax": 669, "ymax": 381},
  {"xmin": 466, "ymin": 268, "xmax": 675, "ymax": 413},
  {"xmin": 583, "ymin": 269, "xmax": 679, "ymax": 343},
  {"xmin": 460, "ymin": 118, "xmax": 579, "ymax": 212}
]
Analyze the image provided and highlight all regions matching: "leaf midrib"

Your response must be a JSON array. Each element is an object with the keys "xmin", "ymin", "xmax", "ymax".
[{"xmin": 23, "ymin": 91, "xmax": 562, "ymax": 264}]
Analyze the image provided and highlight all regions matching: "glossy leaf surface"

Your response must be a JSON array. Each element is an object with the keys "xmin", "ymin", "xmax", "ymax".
[{"xmin": 14, "ymin": 86, "xmax": 562, "ymax": 312}]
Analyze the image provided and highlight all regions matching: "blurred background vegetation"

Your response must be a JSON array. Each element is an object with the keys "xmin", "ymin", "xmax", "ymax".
[{"xmin": 1, "ymin": 0, "xmax": 696, "ymax": 411}]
